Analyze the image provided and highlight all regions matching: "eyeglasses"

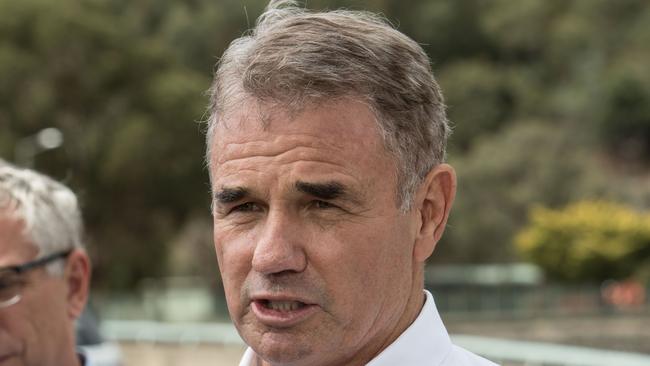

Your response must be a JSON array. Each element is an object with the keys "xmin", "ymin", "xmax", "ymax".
[{"xmin": 0, "ymin": 249, "xmax": 72, "ymax": 309}]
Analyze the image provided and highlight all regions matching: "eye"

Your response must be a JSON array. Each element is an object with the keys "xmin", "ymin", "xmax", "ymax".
[
  {"xmin": 312, "ymin": 200, "xmax": 337, "ymax": 209},
  {"xmin": 230, "ymin": 202, "xmax": 263, "ymax": 213},
  {"xmin": 0, "ymin": 276, "xmax": 21, "ymax": 296}
]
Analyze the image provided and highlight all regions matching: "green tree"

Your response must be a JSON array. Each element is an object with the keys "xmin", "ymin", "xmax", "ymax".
[
  {"xmin": 0, "ymin": 0, "xmax": 211, "ymax": 289},
  {"xmin": 434, "ymin": 122, "xmax": 610, "ymax": 264},
  {"xmin": 3, "ymin": 0, "xmax": 650, "ymax": 289}
]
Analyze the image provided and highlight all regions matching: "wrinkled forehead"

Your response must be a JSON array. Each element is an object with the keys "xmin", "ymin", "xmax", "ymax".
[
  {"xmin": 0, "ymin": 208, "xmax": 37, "ymax": 267},
  {"xmin": 0, "ymin": 170, "xmax": 31, "ymax": 216},
  {"xmin": 207, "ymin": 99, "xmax": 400, "ymax": 207},
  {"xmin": 0, "ymin": 206, "xmax": 25, "ymax": 239},
  {"xmin": 0, "ymin": 187, "xmax": 26, "ymax": 233},
  {"xmin": 211, "ymin": 98, "xmax": 387, "ymax": 160}
]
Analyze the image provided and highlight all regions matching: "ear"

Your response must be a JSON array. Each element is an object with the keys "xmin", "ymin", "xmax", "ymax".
[
  {"xmin": 412, "ymin": 164, "xmax": 456, "ymax": 263},
  {"xmin": 64, "ymin": 249, "xmax": 91, "ymax": 320}
]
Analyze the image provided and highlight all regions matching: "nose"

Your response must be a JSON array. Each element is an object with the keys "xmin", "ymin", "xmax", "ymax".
[{"xmin": 252, "ymin": 209, "xmax": 307, "ymax": 275}]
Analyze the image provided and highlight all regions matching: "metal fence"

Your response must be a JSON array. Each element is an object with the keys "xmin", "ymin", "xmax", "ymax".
[
  {"xmin": 91, "ymin": 279, "xmax": 650, "ymax": 365},
  {"xmin": 428, "ymin": 284, "xmax": 649, "ymax": 318},
  {"xmin": 100, "ymin": 321, "xmax": 650, "ymax": 366}
]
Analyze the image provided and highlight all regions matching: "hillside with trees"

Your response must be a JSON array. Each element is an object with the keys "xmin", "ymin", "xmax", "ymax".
[{"xmin": 1, "ymin": 0, "xmax": 648, "ymax": 289}]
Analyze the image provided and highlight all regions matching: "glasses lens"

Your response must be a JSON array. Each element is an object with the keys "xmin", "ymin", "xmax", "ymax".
[{"xmin": 0, "ymin": 271, "xmax": 22, "ymax": 307}]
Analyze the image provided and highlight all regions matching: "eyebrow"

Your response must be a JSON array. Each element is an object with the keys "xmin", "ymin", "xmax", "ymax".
[
  {"xmin": 213, "ymin": 181, "xmax": 361, "ymax": 206},
  {"xmin": 295, "ymin": 181, "xmax": 347, "ymax": 200},
  {"xmin": 214, "ymin": 186, "xmax": 249, "ymax": 204}
]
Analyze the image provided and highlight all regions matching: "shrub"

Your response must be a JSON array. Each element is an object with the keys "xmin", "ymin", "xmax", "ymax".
[{"xmin": 516, "ymin": 201, "xmax": 650, "ymax": 283}]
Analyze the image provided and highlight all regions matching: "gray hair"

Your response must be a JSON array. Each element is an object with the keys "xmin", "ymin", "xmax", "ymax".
[
  {"xmin": 206, "ymin": 0, "xmax": 450, "ymax": 211},
  {"xmin": 0, "ymin": 159, "xmax": 84, "ymax": 274}
]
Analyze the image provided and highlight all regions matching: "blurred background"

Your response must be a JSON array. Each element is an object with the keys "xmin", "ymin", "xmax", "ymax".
[{"xmin": 1, "ymin": 0, "xmax": 649, "ymax": 365}]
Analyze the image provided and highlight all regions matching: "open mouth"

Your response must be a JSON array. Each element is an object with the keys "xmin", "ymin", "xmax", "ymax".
[
  {"xmin": 251, "ymin": 298, "xmax": 319, "ymax": 326},
  {"xmin": 0, "ymin": 354, "xmax": 16, "ymax": 363},
  {"xmin": 259, "ymin": 299, "xmax": 307, "ymax": 312}
]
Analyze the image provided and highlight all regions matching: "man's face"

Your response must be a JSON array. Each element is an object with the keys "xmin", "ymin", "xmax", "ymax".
[
  {"xmin": 0, "ymin": 211, "xmax": 73, "ymax": 366},
  {"xmin": 210, "ymin": 99, "xmax": 422, "ymax": 365}
]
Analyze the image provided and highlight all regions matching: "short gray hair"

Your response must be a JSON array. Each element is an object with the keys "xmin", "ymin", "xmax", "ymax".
[
  {"xmin": 0, "ymin": 159, "xmax": 84, "ymax": 274},
  {"xmin": 206, "ymin": 0, "xmax": 450, "ymax": 211}
]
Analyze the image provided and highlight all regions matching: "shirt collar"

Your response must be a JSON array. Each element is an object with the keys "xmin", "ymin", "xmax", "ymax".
[
  {"xmin": 77, "ymin": 351, "xmax": 88, "ymax": 366},
  {"xmin": 239, "ymin": 347, "xmax": 256, "ymax": 366},
  {"xmin": 239, "ymin": 290, "xmax": 452, "ymax": 366},
  {"xmin": 366, "ymin": 290, "xmax": 452, "ymax": 366}
]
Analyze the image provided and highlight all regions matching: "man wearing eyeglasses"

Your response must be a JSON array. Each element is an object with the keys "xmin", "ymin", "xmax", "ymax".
[{"xmin": 0, "ymin": 159, "xmax": 91, "ymax": 366}]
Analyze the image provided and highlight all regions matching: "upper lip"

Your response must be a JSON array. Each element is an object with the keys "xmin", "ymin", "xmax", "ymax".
[{"xmin": 250, "ymin": 293, "xmax": 318, "ymax": 306}]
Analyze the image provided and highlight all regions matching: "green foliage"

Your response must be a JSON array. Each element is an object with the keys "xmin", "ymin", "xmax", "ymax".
[
  {"xmin": 2, "ymin": 0, "xmax": 649, "ymax": 288},
  {"xmin": 435, "ymin": 122, "xmax": 610, "ymax": 264},
  {"xmin": 0, "ymin": 0, "xmax": 212, "ymax": 289},
  {"xmin": 600, "ymin": 75, "xmax": 650, "ymax": 161},
  {"xmin": 439, "ymin": 61, "xmax": 515, "ymax": 152},
  {"xmin": 431, "ymin": 0, "xmax": 650, "ymax": 269},
  {"xmin": 516, "ymin": 201, "xmax": 650, "ymax": 282}
]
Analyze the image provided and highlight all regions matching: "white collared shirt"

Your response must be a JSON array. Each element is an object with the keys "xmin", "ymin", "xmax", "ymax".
[{"xmin": 239, "ymin": 290, "xmax": 498, "ymax": 366}]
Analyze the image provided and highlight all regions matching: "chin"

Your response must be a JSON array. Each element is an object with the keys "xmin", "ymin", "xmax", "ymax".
[{"xmin": 253, "ymin": 332, "xmax": 317, "ymax": 365}]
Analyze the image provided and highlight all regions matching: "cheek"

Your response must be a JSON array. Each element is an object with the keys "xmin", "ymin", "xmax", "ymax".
[
  {"xmin": 214, "ymin": 223, "xmax": 251, "ymax": 274},
  {"xmin": 317, "ymin": 220, "xmax": 412, "ymax": 298},
  {"xmin": 4, "ymin": 305, "xmax": 50, "ymax": 361},
  {"xmin": 311, "ymin": 230, "xmax": 379, "ymax": 290},
  {"xmin": 0, "ymin": 312, "xmax": 28, "ymax": 349},
  {"xmin": 213, "ymin": 228, "xmax": 254, "ymax": 306},
  {"xmin": 216, "ymin": 230, "xmax": 253, "ymax": 257}
]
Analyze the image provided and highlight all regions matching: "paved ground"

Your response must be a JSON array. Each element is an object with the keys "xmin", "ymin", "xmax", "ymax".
[
  {"xmin": 119, "ymin": 343, "xmax": 246, "ymax": 366},
  {"xmin": 446, "ymin": 313, "xmax": 650, "ymax": 354}
]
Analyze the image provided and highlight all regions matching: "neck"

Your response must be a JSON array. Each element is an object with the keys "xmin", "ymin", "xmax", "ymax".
[
  {"xmin": 364, "ymin": 275, "xmax": 426, "ymax": 361},
  {"xmin": 338, "ymin": 275, "xmax": 427, "ymax": 366},
  {"xmin": 62, "ymin": 349, "xmax": 82, "ymax": 366},
  {"xmin": 58, "ymin": 334, "xmax": 82, "ymax": 366}
]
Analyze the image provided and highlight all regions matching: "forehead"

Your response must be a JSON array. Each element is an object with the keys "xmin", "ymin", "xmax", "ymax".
[
  {"xmin": 0, "ymin": 209, "xmax": 37, "ymax": 267},
  {"xmin": 211, "ymin": 99, "xmax": 388, "ymax": 166}
]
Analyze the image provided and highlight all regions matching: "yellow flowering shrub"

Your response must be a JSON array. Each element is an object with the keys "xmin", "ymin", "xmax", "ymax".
[{"xmin": 516, "ymin": 201, "xmax": 650, "ymax": 282}]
